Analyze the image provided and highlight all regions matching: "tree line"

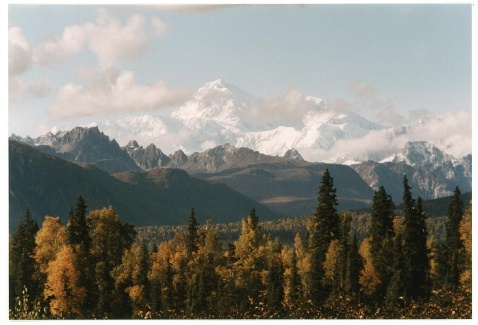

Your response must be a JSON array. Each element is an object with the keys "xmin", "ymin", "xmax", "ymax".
[{"xmin": 9, "ymin": 170, "xmax": 471, "ymax": 319}]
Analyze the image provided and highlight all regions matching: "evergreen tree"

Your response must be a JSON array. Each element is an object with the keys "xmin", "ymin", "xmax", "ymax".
[
  {"xmin": 9, "ymin": 208, "xmax": 40, "ymax": 309},
  {"xmin": 401, "ymin": 176, "xmax": 429, "ymax": 300},
  {"xmin": 369, "ymin": 186, "xmax": 396, "ymax": 298},
  {"xmin": 344, "ymin": 234, "xmax": 362, "ymax": 294},
  {"xmin": 385, "ymin": 233, "xmax": 405, "ymax": 308},
  {"xmin": 444, "ymin": 186, "xmax": 464, "ymax": 287},
  {"xmin": 187, "ymin": 208, "xmax": 199, "ymax": 256},
  {"xmin": 175, "ymin": 257, "xmax": 188, "ymax": 313},
  {"xmin": 264, "ymin": 239, "xmax": 284, "ymax": 316},
  {"xmin": 249, "ymin": 207, "xmax": 259, "ymax": 232},
  {"xmin": 66, "ymin": 196, "xmax": 94, "ymax": 316},
  {"xmin": 163, "ymin": 256, "xmax": 174, "ymax": 317},
  {"xmin": 67, "ymin": 196, "xmax": 89, "ymax": 249},
  {"xmin": 287, "ymin": 248, "xmax": 300, "ymax": 306},
  {"xmin": 149, "ymin": 275, "xmax": 162, "ymax": 316},
  {"xmin": 307, "ymin": 169, "xmax": 340, "ymax": 304}
]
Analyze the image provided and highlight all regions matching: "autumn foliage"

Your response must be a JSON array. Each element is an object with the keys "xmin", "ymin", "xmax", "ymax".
[{"xmin": 9, "ymin": 171, "xmax": 471, "ymax": 319}]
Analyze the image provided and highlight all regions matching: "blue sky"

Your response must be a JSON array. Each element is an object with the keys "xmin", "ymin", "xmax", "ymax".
[{"xmin": 7, "ymin": 2, "xmax": 473, "ymax": 137}]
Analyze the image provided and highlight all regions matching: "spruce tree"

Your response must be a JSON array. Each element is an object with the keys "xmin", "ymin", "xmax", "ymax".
[
  {"xmin": 368, "ymin": 186, "xmax": 396, "ymax": 300},
  {"xmin": 307, "ymin": 168, "xmax": 340, "ymax": 304},
  {"xmin": 401, "ymin": 176, "xmax": 429, "ymax": 300},
  {"xmin": 369, "ymin": 186, "xmax": 395, "ymax": 258},
  {"xmin": 444, "ymin": 186, "xmax": 464, "ymax": 287},
  {"xmin": 9, "ymin": 208, "xmax": 40, "ymax": 309},
  {"xmin": 385, "ymin": 233, "xmax": 405, "ymax": 308},
  {"xmin": 67, "ymin": 196, "xmax": 89, "ymax": 249},
  {"xmin": 187, "ymin": 208, "xmax": 199, "ymax": 256},
  {"xmin": 287, "ymin": 249, "xmax": 300, "ymax": 305},
  {"xmin": 264, "ymin": 239, "xmax": 285, "ymax": 316},
  {"xmin": 344, "ymin": 234, "xmax": 362, "ymax": 294},
  {"xmin": 66, "ymin": 196, "xmax": 94, "ymax": 316}
]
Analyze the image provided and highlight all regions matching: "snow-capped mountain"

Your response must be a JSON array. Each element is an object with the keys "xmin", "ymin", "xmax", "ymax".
[
  {"xmin": 380, "ymin": 141, "xmax": 458, "ymax": 168},
  {"xmin": 351, "ymin": 141, "xmax": 472, "ymax": 200},
  {"xmin": 14, "ymin": 79, "xmax": 471, "ymax": 166},
  {"xmin": 92, "ymin": 79, "xmax": 395, "ymax": 161}
]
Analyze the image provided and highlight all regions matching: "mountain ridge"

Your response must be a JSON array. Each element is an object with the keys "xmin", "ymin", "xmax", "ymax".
[{"xmin": 9, "ymin": 140, "xmax": 280, "ymax": 232}]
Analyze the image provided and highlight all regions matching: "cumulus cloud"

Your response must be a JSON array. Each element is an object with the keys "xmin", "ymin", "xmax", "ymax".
[
  {"xmin": 246, "ymin": 88, "xmax": 321, "ymax": 125},
  {"xmin": 8, "ymin": 27, "xmax": 51, "ymax": 104},
  {"xmin": 408, "ymin": 108, "xmax": 433, "ymax": 122},
  {"xmin": 348, "ymin": 80, "xmax": 376, "ymax": 101},
  {"xmin": 348, "ymin": 80, "xmax": 405, "ymax": 126},
  {"xmin": 8, "ymin": 27, "xmax": 32, "ymax": 77},
  {"xmin": 139, "ymin": 4, "xmax": 238, "ymax": 12},
  {"xmin": 406, "ymin": 111, "xmax": 472, "ymax": 158},
  {"xmin": 32, "ymin": 9, "xmax": 168, "ymax": 69},
  {"xmin": 49, "ymin": 69, "xmax": 193, "ymax": 119},
  {"xmin": 303, "ymin": 110, "xmax": 472, "ymax": 162}
]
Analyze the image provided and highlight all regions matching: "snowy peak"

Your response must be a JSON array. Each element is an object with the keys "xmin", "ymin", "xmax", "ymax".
[
  {"xmin": 382, "ymin": 141, "xmax": 455, "ymax": 168},
  {"xmin": 171, "ymin": 79, "xmax": 257, "ymax": 133},
  {"xmin": 283, "ymin": 149, "xmax": 304, "ymax": 161},
  {"xmin": 194, "ymin": 79, "xmax": 250, "ymax": 101}
]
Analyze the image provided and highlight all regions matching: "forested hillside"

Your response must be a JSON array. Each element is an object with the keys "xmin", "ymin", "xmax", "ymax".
[
  {"xmin": 9, "ymin": 140, "xmax": 279, "ymax": 231},
  {"xmin": 9, "ymin": 170, "xmax": 471, "ymax": 319}
]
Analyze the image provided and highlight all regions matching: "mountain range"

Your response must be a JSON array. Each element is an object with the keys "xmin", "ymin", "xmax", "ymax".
[
  {"xmin": 10, "ymin": 123, "xmax": 471, "ymax": 227},
  {"xmin": 9, "ymin": 79, "xmax": 471, "ymax": 228},
  {"xmin": 9, "ymin": 140, "xmax": 279, "ymax": 232},
  {"xmin": 81, "ymin": 79, "xmax": 468, "ymax": 164}
]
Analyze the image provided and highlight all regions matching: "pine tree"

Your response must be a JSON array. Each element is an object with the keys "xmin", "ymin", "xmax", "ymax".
[
  {"xmin": 401, "ymin": 176, "xmax": 429, "ymax": 300},
  {"xmin": 368, "ymin": 186, "xmax": 396, "ymax": 300},
  {"xmin": 187, "ymin": 208, "xmax": 199, "ymax": 256},
  {"xmin": 444, "ymin": 186, "xmax": 464, "ymax": 287},
  {"xmin": 249, "ymin": 207, "xmax": 259, "ymax": 232},
  {"xmin": 264, "ymin": 239, "xmax": 284, "ymax": 316},
  {"xmin": 307, "ymin": 168, "xmax": 340, "ymax": 304},
  {"xmin": 344, "ymin": 234, "xmax": 362, "ymax": 294},
  {"xmin": 369, "ymin": 186, "xmax": 395, "ymax": 261},
  {"xmin": 9, "ymin": 208, "xmax": 40, "ymax": 310},
  {"xmin": 286, "ymin": 245, "xmax": 301, "ymax": 307},
  {"xmin": 385, "ymin": 233, "xmax": 405, "ymax": 308},
  {"xmin": 66, "ymin": 196, "xmax": 93, "ymax": 316},
  {"xmin": 67, "ymin": 196, "xmax": 89, "ymax": 249}
]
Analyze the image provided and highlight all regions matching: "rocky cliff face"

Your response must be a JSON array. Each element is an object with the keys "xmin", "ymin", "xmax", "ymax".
[
  {"xmin": 351, "ymin": 142, "xmax": 472, "ymax": 201},
  {"xmin": 122, "ymin": 140, "xmax": 170, "ymax": 170},
  {"xmin": 12, "ymin": 126, "xmax": 141, "ymax": 173}
]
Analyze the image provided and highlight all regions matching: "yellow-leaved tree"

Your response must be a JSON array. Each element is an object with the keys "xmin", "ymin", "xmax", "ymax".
[
  {"xmin": 459, "ymin": 200, "xmax": 472, "ymax": 288},
  {"xmin": 34, "ymin": 216, "xmax": 68, "ymax": 284},
  {"xmin": 44, "ymin": 244, "xmax": 86, "ymax": 317}
]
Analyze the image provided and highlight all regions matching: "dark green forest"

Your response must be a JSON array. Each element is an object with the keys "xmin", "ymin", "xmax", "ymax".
[{"xmin": 9, "ymin": 170, "xmax": 471, "ymax": 319}]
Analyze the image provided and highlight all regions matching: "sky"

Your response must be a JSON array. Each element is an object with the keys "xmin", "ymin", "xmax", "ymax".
[{"xmin": 6, "ymin": 1, "xmax": 473, "ymax": 140}]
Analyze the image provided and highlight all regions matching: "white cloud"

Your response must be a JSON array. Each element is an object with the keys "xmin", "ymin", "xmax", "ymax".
[
  {"xmin": 246, "ymin": 87, "xmax": 321, "ymax": 125},
  {"xmin": 49, "ymin": 69, "xmax": 193, "ymax": 119},
  {"xmin": 8, "ymin": 27, "xmax": 32, "ymax": 77},
  {"xmin": 32, "ymin": 10, "xmax": 168, "ymax": 69},
  {"xmin": 303, "ymin": 110, "xmax": 472, "ymax": 162},
  {"xmin": 348, "ymin": 80, "xmax": 376, "ymax": 101},
  {"xmin": 406, "ymin": 111, "xmax": 472, "ymax": 158},
  {"xmin": 348, "ymin": 80, "xmax": 405, "ymax": 126},
  {"xmin": 150, "ymin": 17, "xmax": 170, "ymax": 36},
  {"xmin": 138, "ymin": 4, "xmax": 238, "ymax": 12},
  {"xmin": 8, "ymin": 27, "xmax": 52, "ymax": 105}
]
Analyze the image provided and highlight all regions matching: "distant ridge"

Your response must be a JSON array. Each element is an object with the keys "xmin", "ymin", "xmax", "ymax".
[{"xmin": 9, "ymin": 140, "xmax": 279, "ymax": 232}]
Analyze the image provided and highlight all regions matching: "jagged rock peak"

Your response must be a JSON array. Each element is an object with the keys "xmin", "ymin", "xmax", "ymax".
[
  {"xmin": 283, "ymin": 149, "xmax": 304, "ymax": 161},
  {"xmin": 126, "ymin": 140, "xmax": 140, "ymax": 149},
  {"xmin": 169, "ymin": 149, "xmax": 188, "ymax": 167}
]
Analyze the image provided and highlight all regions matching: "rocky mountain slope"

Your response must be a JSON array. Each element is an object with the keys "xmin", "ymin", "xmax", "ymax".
[
  {"xmin": 11, "ymin": 124, "xmax": 471, "ymax": 214},
  {"xmin": 11, "ymin": 126, "xmax": 141, "ymax": 173},
  {"xmin": 351, "ymin": 141, "xmax": 472, "ymax": 201},
  {"xmin": 9, "ymin": 140, "xmax": 278, "ymax": 232}
]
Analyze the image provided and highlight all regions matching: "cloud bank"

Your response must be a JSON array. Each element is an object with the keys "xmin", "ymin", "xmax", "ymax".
[{"xmin": 49, "ymin": 69, "xmax": 193, "ymax": 119}]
